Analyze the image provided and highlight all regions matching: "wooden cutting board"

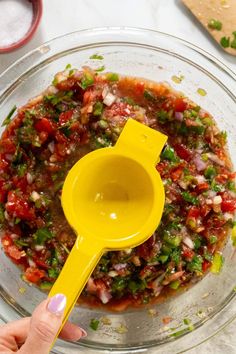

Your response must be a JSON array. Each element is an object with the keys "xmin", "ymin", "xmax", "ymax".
[{"xmin": 182, "ymin": 0, "xmax": 236, "ymax": 56}]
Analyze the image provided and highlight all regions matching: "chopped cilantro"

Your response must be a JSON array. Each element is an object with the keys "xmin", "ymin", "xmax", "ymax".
[
  {"xmin": 171, "ymin": 248, "xmax": 181, "ymax": 264},
  {"xmin": 209, "ymin": 235, "xmax": 217, "ymax": 244},
  {"xmin": 208, "ymin": 19, "xmax": 222, "ymax": 31},
  {"xmin": 227, "ymin": 181, "xmax": 236, "ymax": 192},
  {"xmin": 17, "ymin": 163, "xmax": 27, "ymax": 177},
  {"xmin": 169, "ymin": 280, "xmax": 180, "ymax": 289},
  {"xmin": 80, "ymin": 73, "xmax": 94, "ymax": 90},
  {"xmin": 106, "ymin": 73, "xmax": 119, "ymax": 82},
  {"xmin": 220, "ymin": 36, "xmax": 230, "ymax": 48},
  {"xmin": 187, "ymin": 255, "xmax": 203, "ymax": 273},
  {"xmin": 48, "ymin": 268, "xmax": 59, "ymax": 278},
  {"xmin": 112, "ymin": 277, "xmax": 126, "ymax": 292},
  {"xmin": 93, "ymin": 101, "xmax": 104, "ymax": 116},
  {"xmin": 90, "ymin": 54, "xmax": 104, "ymax": 60},
  {"xmin": 34, "ymin": 227, "xmax": 53, "ymax": 245},
  {"xmin": 144, "ymin": 89, "xmax": 156, "ymax": 101},
  {"xmin": 181, "ymin": 191, "xmax": 199, "ymax": 205},
  {"xmin": 95, "ymin": 65, "xmax": 105, "ymax": 72},
  {"xmin": 204, "ymin": 166, "xmax": 217, "ymax": 179},
  {"xmin": 90, "ymin": 318, "xmax": 100, "ymax": 331},
  {"xmin": 0, "ymin": 203, "xmax": 5, "ymax": 224},
  {"xmin": 156, "ymin": 110, "xmax": 169, "ymax": 124},
  {"xmin": 2, "ymin": 105, "xmax": 17, "ymax": 126},
  {"xmin": 161, "ymin": 145, "xmax": 179, "ymax": 162},
  {"xmin": 40, "ymin": 281, "xmax": 52, "ymax": 290},
  {"xmin": 163, "ymin": 231, "xmax": 181, "ymax": 248}
]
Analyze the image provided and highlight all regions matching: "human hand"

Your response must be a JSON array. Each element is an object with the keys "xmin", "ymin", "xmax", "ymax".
[{"xmin": 0, "ymin": 294, "xmax": 87, "ymax": 354}]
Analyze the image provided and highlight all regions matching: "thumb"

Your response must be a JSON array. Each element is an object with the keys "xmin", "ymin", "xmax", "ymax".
[{"xmin": 20, "ymin": 294, "xmax": 66, "ymax": 354}]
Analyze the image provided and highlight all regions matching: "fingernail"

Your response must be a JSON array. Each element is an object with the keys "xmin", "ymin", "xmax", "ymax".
[
  {"xmin": 80, "ymin": 328, "xmax": 87, "ymax": 338},
  {"xmin": 47, "ymin": 294, "xmax": 67, "ymax": 315}
]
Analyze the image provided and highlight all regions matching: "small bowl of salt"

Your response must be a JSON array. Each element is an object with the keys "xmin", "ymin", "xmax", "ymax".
[{"xmin": 0, "ymin": 0, "xmax": 42, "ymax": 53}]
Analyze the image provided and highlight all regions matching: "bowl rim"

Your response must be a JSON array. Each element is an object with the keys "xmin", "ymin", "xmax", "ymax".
[
  {"xmin": 0, "ymin": 0, "xmax": 43, "ymax": 54},
  {"xmin": 0, "ymin": 26, "xmax": 235, "ymax": 81}
]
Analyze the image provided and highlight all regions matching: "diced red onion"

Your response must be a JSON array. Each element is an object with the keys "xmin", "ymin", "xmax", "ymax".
[
  {"xmin": 103, "ymin": 92, "xmax": 116, "ymax": 106},
  {"xmin": 4, "ymin": 211, "xmax": 10, "ymax": 220},
  {"xmin": 224, "ymin": 212, "xmax": 233, "ymax": 221},
  {"xmin": 195, "ymin": 175, "xmax": 206, "ymax": 184},
  {"xmin": 48, "ymin": 141, "xmax": 55, "ymax": 153},
  {"xmin": 174, "ymin": 112, "xmax": 183, "ymax": 121},
  {"xmin": 31, "ymin": 191, "xmax": 40, "ymax": 202},
  {"xmin": 153, "ymin": 286, "xmax": 163, "ymax": 297},
  {"xmin": 183, "ymin": 236, "xmax": 194, "ymax": 249},
  {"xmin": 26, "ymin": 172, "xmax": 34, "ymax": 184},
  {"xmin": 206, "ymin": 153, "xmax": 225, "ymax": 166},
  {"xmin": 5, "ymin": 154, "xmax": 13, "ymax": 162},
  {"xmin": 114, "ymin": 263, "xmax": 127, "ymax": 271},
  {"xmin": 47, "ymin": 85, "xmax": 58, "ymax": 95},
  {"xmin": 213, "ymin": 195, "xmax": 222, "ymax": 205},
  {"xmin": 193, "ymin": 154, "xmax": 207, "ymax": 171},
  {"xmin": 35, "ymin": 245, "xmax": 45, "ymax": 251},
  {"xmin": 208, "ymin": 190, "xmax": 217, "ymax": 198},
  {"xmin": 10, "ymin": 233, "xmax": 19, "ymax": 240},
  {"xmin": 229, "ymin": 190, "xmax": 236, "ymax": 199},
  {"xmin": 28, "ymin": 258, "xmax": 36, "ymax": 267},
  {"xmin": 86, "ymin": 277, "xmax": 97, "ymax": 293},
  {"xmin": 99, "ymin": 289, "xmax": 112, "ymax": 304},
  {"xmin": 102, "ymin": 86, "xmax": 109, "ymax": 99}
]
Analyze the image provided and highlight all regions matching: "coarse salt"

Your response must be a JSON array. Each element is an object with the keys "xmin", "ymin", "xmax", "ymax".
[{"xmin": 0, "ymin": 0, "xmax": 33, "ymax": 48}]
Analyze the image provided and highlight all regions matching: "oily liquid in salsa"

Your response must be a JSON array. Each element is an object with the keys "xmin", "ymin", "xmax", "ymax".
[{"xmin": 0, "ymin": 66, "xmax": 235, "ymax": 311}]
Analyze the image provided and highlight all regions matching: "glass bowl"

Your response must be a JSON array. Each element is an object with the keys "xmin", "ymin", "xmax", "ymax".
[{"xmin": 0, "ymin": 28, "xmax": 235, "ymax": 354}]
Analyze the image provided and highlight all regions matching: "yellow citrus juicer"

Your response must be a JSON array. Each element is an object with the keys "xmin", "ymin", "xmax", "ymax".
[{"xmin": 49, "ymin": 118, "xmax": 167, "ymax": 343}]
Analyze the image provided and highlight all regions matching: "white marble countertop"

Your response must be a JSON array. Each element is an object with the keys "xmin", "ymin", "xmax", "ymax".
[{"xmin": 0, "ymin": 1, "xmax": 235, "ymax": 353}]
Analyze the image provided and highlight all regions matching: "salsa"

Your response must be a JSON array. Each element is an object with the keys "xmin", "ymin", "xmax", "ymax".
[{"xmin": 0, "ymin": 65, "xmax": 236, "ymax": 310}]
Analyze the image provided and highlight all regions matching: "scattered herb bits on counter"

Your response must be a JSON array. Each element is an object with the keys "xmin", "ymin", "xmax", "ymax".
[{"xmin": 0, "ymin": 65, "xmax": 235, "ymax": 311}]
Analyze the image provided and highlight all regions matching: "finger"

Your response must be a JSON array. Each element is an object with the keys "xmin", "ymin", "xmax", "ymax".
[
  {"xmin": 60, "ymin": 321, "xmax": 87, "ymax": 341},
  {"xmin": 19, "ymin": 294, "xmax": 66, "ymax": 354},
  {"xmin": 0, "ymin": 317, "xmax": 30, "ymax": 351}
]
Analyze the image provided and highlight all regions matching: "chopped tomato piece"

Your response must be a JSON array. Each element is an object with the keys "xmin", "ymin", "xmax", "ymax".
[
  {"xmin": 0, "ymin": 138, "xmax": 16, "ymax": 154},
  {"xmin": 136, "ymin": 81, "xmax": 145, "ymax": 95},
  {"xmin": 174, "ymin": 143, "xmax": 191, "ymax": 161},
  {"xmin": 200, "ymin": 204, "xmax": 211, "ymax": 217},
  {"xmin": 197, "ymin": 182, "xmax": 209, "ymax": 193},
  {"xmin": 202, "ymin": 260, "xmax": 211, "ymax": 272},
  {"xmin": 0, "ymin": 157, "xmax": 9, "ymax": 172},
  {"xmin": 137, "ymin": 236, "xmax": 155, "ymax": 260},
  {"xmin": 0, "ymin": 179, "xmax": 8, "ymax": 203},
  {"xmin": 59, "ymin": 110, "xmax": 73, "ymax": 125},
  {"xmin": 8, "ymin": 245, "xmax": 24, "ymax": 260},
  {"xmin": 174, "ymin": 98, "xmax": 187, "ymax": 112},
  {"xmin": 187, "ymin": 206, "xmax": 200, "ymax": 219},
  {"xmin": 25, "ymin": 267, "xmax": 45, "ymax": 283},
  {"xmin": 56, "ymin": 77, "xmax": 76, "ymax": 91},
  {"xmin": 1, "ymin": 235, "xmax": 23, "ymax": 261},
  {"xmin": 6, "ymin": 191, "xmax": 35, "ymax": 221},
  {"xmin": 171, "ymin": 166, "xmax": 183, "ymax": 182},
  {"xmin": 35, "ymin": 118, "xmax": 54, "ymax": 134},
  {"xmin": 2, "ymin": 235, "xmax": 13, "ymax": 249},
  {"xmin": 182, "ymin": 248, "xmax": 194, "ymax": 260},
  {"xmin": 221, "ymin": 199, "xmax": 236, "ymax": 212}
]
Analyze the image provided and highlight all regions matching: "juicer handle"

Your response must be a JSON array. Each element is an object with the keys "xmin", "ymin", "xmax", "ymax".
[
  {"xmin": 115, "ymin": 119, "xmax": 167, "ymax": 165},
  {"xmin": 48, "ymin": 237, "xmax": 103, "ymax": 348}
]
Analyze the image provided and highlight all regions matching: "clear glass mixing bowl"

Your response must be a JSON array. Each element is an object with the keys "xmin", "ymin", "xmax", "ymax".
[{"xmin": 0, "ymin": 28, "xmax": 235, "ymax": 354}]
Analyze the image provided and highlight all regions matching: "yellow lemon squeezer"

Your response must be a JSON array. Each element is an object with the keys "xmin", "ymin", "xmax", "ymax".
[{"xmin": 49, "ymin": 118, "xmax": 167, "ymax": 342}]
